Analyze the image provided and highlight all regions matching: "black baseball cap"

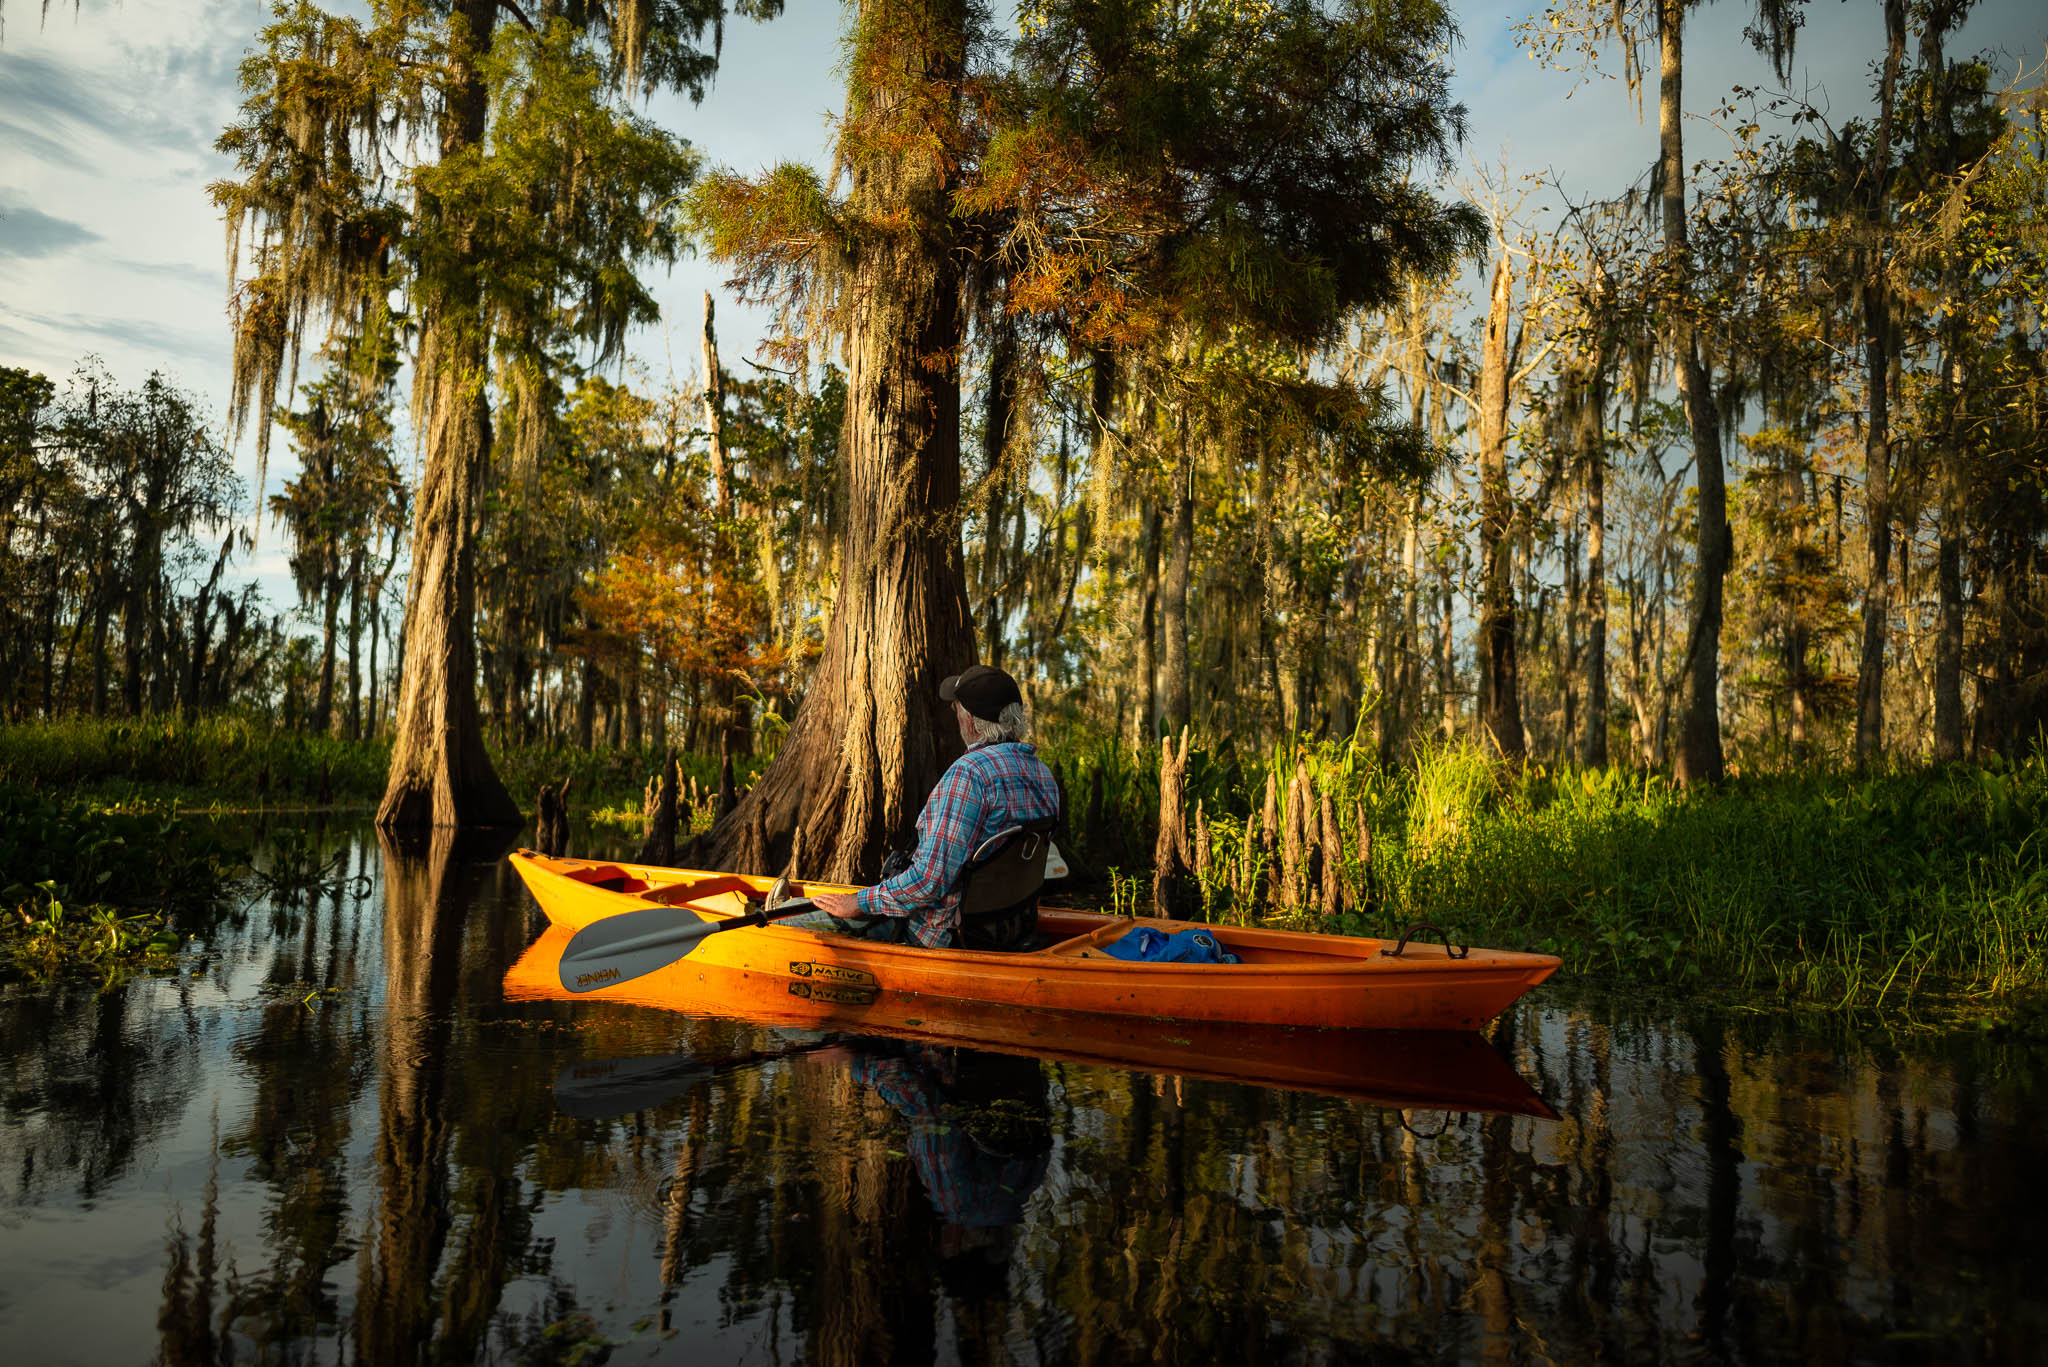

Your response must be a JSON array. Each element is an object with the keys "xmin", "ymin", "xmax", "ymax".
[{"xmin": 940, "ymin": 664, "xmax": 1023, "ymax": 722}]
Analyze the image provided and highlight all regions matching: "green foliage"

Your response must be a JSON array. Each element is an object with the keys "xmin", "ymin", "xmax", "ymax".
[
  {"xmin": 2, "ymin": 363, "xmax": 252, "ymax": 722},
  {"xmin": 490, "ymin": 741, "xmax": 769, "ymax": 820},
  {"xmin": 212, "ymin": 0, "xmax": 737, "ymax": 474},
  {"xmin": 993, "ymin": 0, "xmax": 1484, "ymax": 351},
  {"xmin": 1046, "ymin": 735, "xmax": 1160, "ymax": 876}
]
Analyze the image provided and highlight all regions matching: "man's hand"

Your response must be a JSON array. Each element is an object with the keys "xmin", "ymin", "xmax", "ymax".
[{"xmin": 813, "ymin": 892, "xmax": 861, "ymax": 919}]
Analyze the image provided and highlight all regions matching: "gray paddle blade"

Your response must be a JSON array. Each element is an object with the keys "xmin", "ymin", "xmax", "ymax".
[
  {"xmin": 557, "ymin": 904, "xmax": 721, "ymax": 993},
  {"xmin": 552, "ymin": 1054, "xmax": 714, "ymax": 1119}
]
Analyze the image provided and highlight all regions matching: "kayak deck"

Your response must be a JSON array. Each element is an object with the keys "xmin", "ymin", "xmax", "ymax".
[{"xmin": 508, "ymin": 851, "xmax": 1561, "ymax": 1032}]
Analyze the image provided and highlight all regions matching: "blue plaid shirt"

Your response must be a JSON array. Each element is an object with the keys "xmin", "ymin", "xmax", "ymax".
[{"xmin": 855, "ymin": 740, "xmax": 1061, "ymax": 947}]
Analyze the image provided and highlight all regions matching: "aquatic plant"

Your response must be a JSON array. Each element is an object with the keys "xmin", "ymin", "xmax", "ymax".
[
  {"xmin": 0, "ymin": 789, "xmax": 240, "ymax": 982},
  {"xmin": 1403, "ymin": 741, "xmax": 1500, "ymax": 859}
]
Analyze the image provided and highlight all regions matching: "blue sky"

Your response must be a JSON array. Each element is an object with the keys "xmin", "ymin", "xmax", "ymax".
[{"xmin": 0, "ymin": 0, "xmax": 2040, "ymax": 607}]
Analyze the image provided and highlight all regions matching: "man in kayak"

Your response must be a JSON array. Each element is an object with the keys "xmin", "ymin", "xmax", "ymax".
[{"xmin": 810, "ymin": 664, "xmax": 1061, "ymax": 949}]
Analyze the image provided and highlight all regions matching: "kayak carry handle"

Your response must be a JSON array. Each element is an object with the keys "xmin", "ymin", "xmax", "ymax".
[{"xmin": 1381, "ymin": 923, "xmax": 1469, "ymax": 960}]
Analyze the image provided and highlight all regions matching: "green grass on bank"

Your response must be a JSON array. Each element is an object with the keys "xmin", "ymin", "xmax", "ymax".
[
  {"xmin": 0, "ymin": 715, "xmax": 763, "ymax": 815},
  {"xmin": 1046, "ymin": 736, "xmax": 2048, "ymax": 1016},
  {"xmin": 0, "ymin": 715, "xmax": 389, "ymax": 807},
  {"xmin": 1364, "ymin": 754, "xmax": 2048, "ymax": 1012}
]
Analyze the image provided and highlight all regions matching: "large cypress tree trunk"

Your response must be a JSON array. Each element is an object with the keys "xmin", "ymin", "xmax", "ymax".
[
  {"xmin": 345, "ymin": 546, "xmax": 364, "ymax": 741},
  {"xmin": 1780, "ymin": 457, "xmax": 1816, "ymax": 762},
  {"xmin": 1660, "ymin": 0, "xmax": 1729, "ymax": 786},
  {"xmin": 1922, "ymin": 0, "xmax": 1968, "ymax": 764},
  {"xmin": 686, "ymin": 0, "xmax": 974, "ymax": 880},
  {"xmin": 1138, "ymin": 498, "xmax": 1161, "ymax": 740},
  {"xmin": 1932, "ymin": 460, "xmax": 1966, "ymax": 764},
  {"xmin": 701, "ymin": 293, "xmax": 752, "ymax": 757},
  {"xmin": 122, "ymin": 508, "xmax": 161, "ymax": 718},
  {"xmin": 376, "ymin": 0, "xmax": 519, "ymax": 829},
  {"xmin": 1396, "ymin": 490, "xmax": 1423, "ymax": 762},
  {"xmin": 1853, "ymin": 323, "xmax": 1896, "ymax": 766},
  {"xmin": 978, "ymin": 322, "xmax": 1019, "ymax": 663}
]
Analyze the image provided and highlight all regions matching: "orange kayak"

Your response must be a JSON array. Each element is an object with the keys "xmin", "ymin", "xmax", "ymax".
[
  {"xmin": 505, "ymin": 923, "xmax": 1558, "ymax": 1118},
  {"xmin": 508, "ymin": 851, "xmax": 1561, "ymax": 1032}
]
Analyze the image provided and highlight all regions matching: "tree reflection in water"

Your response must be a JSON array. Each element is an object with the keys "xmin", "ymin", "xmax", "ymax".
[{"xmin": 0, "ymin": 824, "xmax": 2045, "ymax": 1364}]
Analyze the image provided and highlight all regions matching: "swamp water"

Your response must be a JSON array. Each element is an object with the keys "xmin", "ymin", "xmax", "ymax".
[{"xmin": 1, "ymin": 820, "xmax": 2043, "ymax": 1366}]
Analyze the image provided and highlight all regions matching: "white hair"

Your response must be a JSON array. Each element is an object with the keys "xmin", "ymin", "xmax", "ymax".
[{"xmin": 969, "ymin": 701, "xmax": 1030, "ymax": 744}]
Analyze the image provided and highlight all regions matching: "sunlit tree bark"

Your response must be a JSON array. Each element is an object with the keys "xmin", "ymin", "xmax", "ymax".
[{"xmin": 690, "ymin": 0, "xmax": 975, "ymax": 878}]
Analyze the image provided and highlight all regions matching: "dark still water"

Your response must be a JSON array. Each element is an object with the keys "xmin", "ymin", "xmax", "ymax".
[{"xmin": 2, "ymin": 822, "xmax": 2043, "ymax": 1366}]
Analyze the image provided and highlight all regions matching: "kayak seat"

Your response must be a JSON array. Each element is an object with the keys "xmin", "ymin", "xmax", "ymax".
[
  {"xmin": 957, "ymin": 817, "xmax": 1058, "ymax": 952},
  {"xmin": 645, "ymin": 875, "xmax": 756, "ymax": 908},
  {"xmin": 566, "ymin": 864, "xmax": 651, "ymax": 895}
]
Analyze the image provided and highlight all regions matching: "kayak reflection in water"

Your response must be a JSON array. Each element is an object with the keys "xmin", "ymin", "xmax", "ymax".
[{"xmin": 828, "ymin": 1041, "xmax": 1052, "ymax": 1243}]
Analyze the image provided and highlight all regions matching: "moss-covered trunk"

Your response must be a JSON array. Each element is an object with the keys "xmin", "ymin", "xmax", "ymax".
[
  {"xmin": 375, "ymin": 0, "xmax": 518, "ymax": 829},
  {"xmin": 688, "ymin": 0, "xmax": 974, "ymax": 880}
]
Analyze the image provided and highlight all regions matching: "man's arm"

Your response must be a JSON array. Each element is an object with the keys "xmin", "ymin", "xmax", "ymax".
[{"xmin": 851, "ymin": 763, "xmax": 986, "ymax": 919}]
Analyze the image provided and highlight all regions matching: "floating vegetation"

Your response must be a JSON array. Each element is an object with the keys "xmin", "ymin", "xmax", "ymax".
[
  {"xmin": 0, "ymin": 789, "xmax": 240, "ymax": 983},
  {"xmin": 7, "ymin": 880, "xmax": 183, "ymax": 979}
]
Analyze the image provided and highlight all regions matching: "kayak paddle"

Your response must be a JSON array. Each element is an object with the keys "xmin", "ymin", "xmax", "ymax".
[
  {"xmin": 551, "ymin": 1053, "xmax": 718, "ymax": 1118},
  {"xmin": 556, "ymin": 897, "xmax": 824, "ymax": 993}
]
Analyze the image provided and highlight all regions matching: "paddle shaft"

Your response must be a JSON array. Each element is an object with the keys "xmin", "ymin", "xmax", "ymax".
[{"xmin": 606, "ymin": 898, "xmax": 816, "ymax": 955}]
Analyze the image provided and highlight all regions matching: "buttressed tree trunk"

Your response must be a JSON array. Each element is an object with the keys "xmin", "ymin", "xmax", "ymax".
[
  {"xmin": 688, "ymin": 0, "xmax": 975, "ymax": 880},
  {"xmin": 376, "ymin": 0, "xmax": 519, "ymax": 830}
]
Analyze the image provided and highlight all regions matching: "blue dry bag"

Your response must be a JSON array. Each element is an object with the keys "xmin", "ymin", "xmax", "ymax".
[{"xmin": 1101, "ymin": 927, "xmax": 1241, "ymax": 964}]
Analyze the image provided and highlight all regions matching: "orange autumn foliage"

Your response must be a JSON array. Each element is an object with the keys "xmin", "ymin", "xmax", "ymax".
[{"xmin": 584, "ymin": 521, "xmax": 793, "ymax": 703}]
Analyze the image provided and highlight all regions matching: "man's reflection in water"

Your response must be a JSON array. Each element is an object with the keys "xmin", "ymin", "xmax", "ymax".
[{"xmin": 831, "ymin": 1041, "xmax": 1051, "ymax": 1257}]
